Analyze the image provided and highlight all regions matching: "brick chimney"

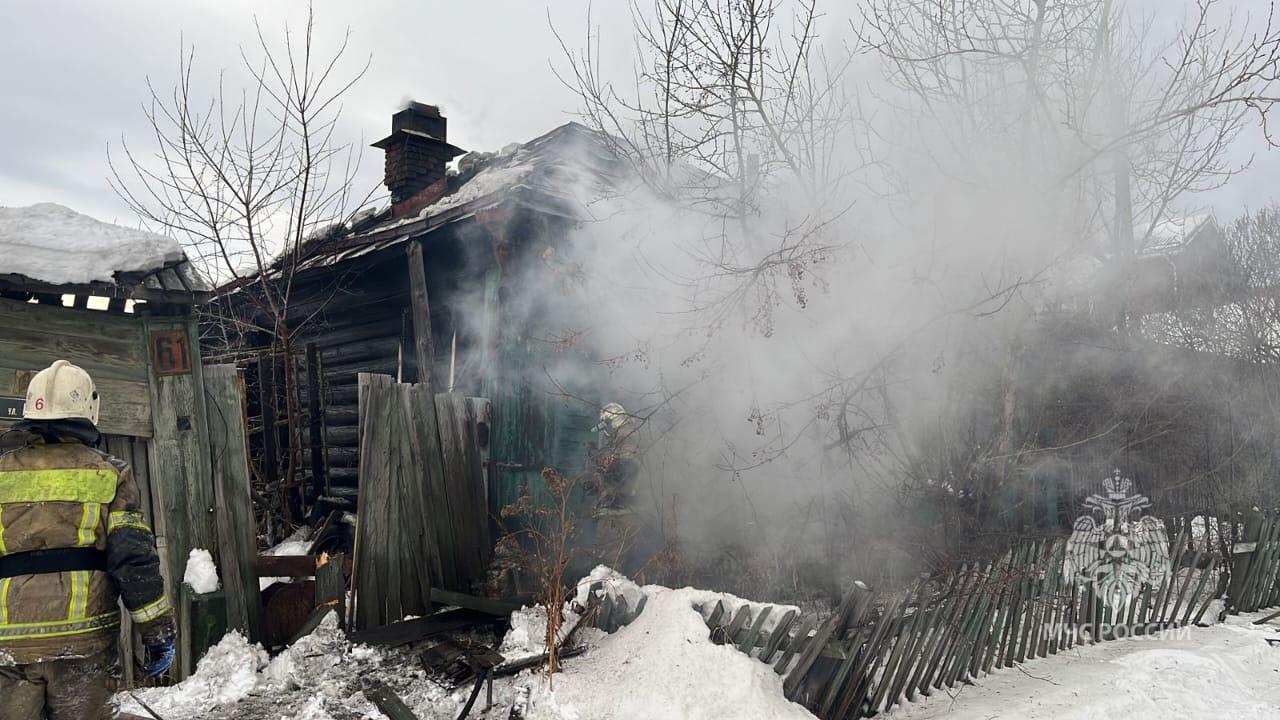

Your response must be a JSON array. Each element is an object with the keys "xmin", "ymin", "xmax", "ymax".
[{"xmin": 373, "ymin": 102, "xmax": 465, "ymax": 217}]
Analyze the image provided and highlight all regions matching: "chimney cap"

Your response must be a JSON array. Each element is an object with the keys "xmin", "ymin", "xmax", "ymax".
[
  {"xmin": 371, "ymin": 100, "xmax": 464, "ymax": 156},
  {"xmin": 402, "ymin": 101, "xmax": 441, "ymax": 116},
  {"xmin": 371, "ymin": 128, "xmax": 465, "ymax": 157}
]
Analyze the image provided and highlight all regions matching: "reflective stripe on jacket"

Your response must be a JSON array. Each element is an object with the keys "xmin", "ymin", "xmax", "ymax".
[{"xmin": 0, "ymin": 434, "xmax": 173, "ymax": 664}]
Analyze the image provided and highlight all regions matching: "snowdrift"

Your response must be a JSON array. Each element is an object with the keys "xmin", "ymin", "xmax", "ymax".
[
  {"xmin": 0, "ymin": 203, "xmax": 184, "ymax": 285},
  {"xmin": 117, "ymin": 568, "xmax": 815, "ymax": 719}
]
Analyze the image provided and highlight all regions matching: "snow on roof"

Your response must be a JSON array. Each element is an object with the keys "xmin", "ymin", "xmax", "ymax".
[
  {"xmin": 277, "ymin": 122, "xmax": 619, "ymax": 278},
  {"xmin": 370, "ymin": 123, "xmax": 613, "ymax": 233},
  {"xmin": 1141, "ymin": 213, "xmax": 1215, "ymax": 256},
  {"xmin": 0, "ymin": 202, "xmax": 187, "ymax": 286}
]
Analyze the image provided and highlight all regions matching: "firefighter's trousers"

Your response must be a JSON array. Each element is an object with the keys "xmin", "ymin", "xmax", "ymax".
[{"xmin": 0, "ymin": 648, "xmax": 116, "ymax": 720}]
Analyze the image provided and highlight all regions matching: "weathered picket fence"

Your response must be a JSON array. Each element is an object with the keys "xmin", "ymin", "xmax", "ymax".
[
  {"xmin": 1225, "ymin": 510, "xmax": 1280, "ymax": 613},
  {"xmin": 701, "ymin": 524, "xmax": 1228, "ymax": 719}
]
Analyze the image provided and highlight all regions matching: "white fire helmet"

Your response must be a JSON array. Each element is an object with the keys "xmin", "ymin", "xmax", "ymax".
[
  {"xmin": 24, "ymin": 360, "xmax": 100, "ymax": 426},
  {"xmin": 598, "ymin": 402, "xmax": 628, "ymax": 433}
]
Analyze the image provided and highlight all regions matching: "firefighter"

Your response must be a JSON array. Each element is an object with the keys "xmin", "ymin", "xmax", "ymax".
[
  {"xmin": 591, "ymin": 402, "xmax": 641, "ymax": 511},
  {"xmin": 588, "ymin": 402, "xmax": 657, "ymax": 576},
  {"xmin": 0, "ymin": 360, "xmax": 175, "ymax": 719}
]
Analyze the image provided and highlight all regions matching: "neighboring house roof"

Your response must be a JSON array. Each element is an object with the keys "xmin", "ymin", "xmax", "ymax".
[
  {"xmin": 1139, "ymin": 213, "xmax": 1217, "ymax": 257},
  {"xmin": 288, "ymin": 122, "xmax": 619, "ymax": 275},
  {"xmin": 0, "ymin": 202, "xmax": 209, "ymax": 302}
]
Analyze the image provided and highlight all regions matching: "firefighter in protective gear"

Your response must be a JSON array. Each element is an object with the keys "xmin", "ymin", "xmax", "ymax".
[
  {"xmin": 587, "ymin": 402, "xmax": 657, "ymax": 577},
  {"xmin": 0, "ymin": 360, "xmax": 175, "ymax": 719},
  {"xmin": 591, "ymin": 403, "xmax": 640, "ymax": 510}
]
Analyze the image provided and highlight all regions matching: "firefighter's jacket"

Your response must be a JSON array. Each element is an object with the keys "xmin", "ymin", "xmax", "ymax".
[{"xmin": 0, "ymin": 431, "xmax": 173, "ymax": 664}]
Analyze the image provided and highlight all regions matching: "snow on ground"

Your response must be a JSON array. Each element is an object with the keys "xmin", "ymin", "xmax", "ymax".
[
  {"xmin": 0, "ymin": 203, "xmax": 184, "ymax": 285},
  {"xmin": 500, "ymin": 603, "xmax": 584, "ymax": 663},
  {"xmin": 183, "ymin": 548, "xmax": 221, "ymax": 594},
  {"xmin": 118, "ymin": 568, "xmax": 815, "ymax": 720},
  {"xmin": 119, "ymin": 613, "xmax": 388, "ymax": 720},
  {"xmin": 122, "ymin": 566, "xmax": 1280, "ymax": 720},
  {"xmin": 122, "ymin": 631, "xmax": 269, "ymax": 716},
  {"xmin": 521, "ymin": 583, "xmax": 816, "ymax": 720},
  {"xmin": 885, "ymin": 612, "xmax": 1280, "ymax": 720}
]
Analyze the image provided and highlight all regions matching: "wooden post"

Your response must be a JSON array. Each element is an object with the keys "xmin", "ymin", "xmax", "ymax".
[
  {"xmin": 305, "ymin": 343, "xmax": 327, "ymax": 504},
  {"xmin": 203, "ymin": 364, "xmax": 262, "ymax": 642},
  {"xmin": 256, "ymin": 352, "xmax": 281, "ymax": 492},
  {"xmin": 1228, "ymin": 511, "xmax": 1263, "ymax": 610},
  {"xmin": 143, "ymin": 316, "xmax": 215, "ymax": 679},
  {"xmin": 317, "ymin": 552, "xmax": 347, "ymax": 624},
  {"xmin": 406, "ymin": 241, "xmax": 435, "ymax": 389}
]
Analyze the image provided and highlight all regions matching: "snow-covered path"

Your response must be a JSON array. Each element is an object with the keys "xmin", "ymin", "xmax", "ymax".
[{"xmin": 885, "ymin": 614, "xmax": 1280, "ymax": 719}]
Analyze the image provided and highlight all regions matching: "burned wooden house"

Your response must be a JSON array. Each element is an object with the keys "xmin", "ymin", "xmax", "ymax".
[{"xmin": 204, "ymin": 103, "xmax": 618, "ymax": 577}]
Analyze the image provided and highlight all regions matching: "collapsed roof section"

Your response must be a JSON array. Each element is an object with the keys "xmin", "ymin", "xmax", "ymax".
[{"xmin": 0, "ymin": 202, "xmax": 210, "ymax": 305}]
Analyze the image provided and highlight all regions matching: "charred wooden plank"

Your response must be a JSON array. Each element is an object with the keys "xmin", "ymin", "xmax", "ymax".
[
  {"xmin": 406, "ymin": 241, "xmax": 435, "ymax": 389},
  {"xmin": 493, "ymin": 645, "xmax": 587, "ymax": 677},
  {"xmin": 363, "ymin": 681, "xmax": 421, "ymax": 720},
  {"xmin": 348, "ymin": 607, "xmax": 495, "ymax": 648},
  {"xmin": 428, "ymin": 588, "xmax": 526, "ymax": 616},
  {"xmin": 256, "ymin": 554, "xmax": 353, "ymax": 579}
]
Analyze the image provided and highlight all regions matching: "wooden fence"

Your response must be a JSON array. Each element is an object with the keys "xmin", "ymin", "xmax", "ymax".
[
  {"xmin": 350, "ymin": 373, "xmax": 492, "ymax": 630},
  {"xmin": 697, "ymin": 520, "xmax": 1235, "ymax": 720},
  {"xmin": 1226, "ymin": 510, "xmax": 1280, "ymax": 613}
]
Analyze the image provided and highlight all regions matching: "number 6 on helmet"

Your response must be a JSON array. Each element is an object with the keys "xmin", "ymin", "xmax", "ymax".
[{"xmin": 23, "ymin": 359, "xmax": 100, "ymax": 426}]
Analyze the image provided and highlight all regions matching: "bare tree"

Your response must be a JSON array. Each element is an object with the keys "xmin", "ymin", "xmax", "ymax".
[
  {"xmin": 554, "ymin": 0, "xmax": 871, "ymax": 337},
  {"xmin": 852, "ymin": 0, "xmax": 1280, "ymax": 520},
  {"xmin": 110, "ymin": 6, "xmax": 372, "ymax": 529},
  {"xmin": 857, "ymin": 0, "xmax": 1280, "ymax": 268}
]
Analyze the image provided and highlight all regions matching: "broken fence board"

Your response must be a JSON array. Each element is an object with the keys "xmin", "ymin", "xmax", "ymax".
[
  {"xmin": 738, "ymin": 606, "xmax": 773, "ymax": 656},
  {"xmin": 435, "ymin": 392, "xmax": 491, "ymax": 586},
  {"xmin": 783, "ymin": 583, "xmax": 867, "ymax": 700},
  {"xmin": 774, "ymin": 616, "xmax": 818, "ymax": 677},
  {"xmin": 400, "ymin": 383, "xmax": 443, "ymax": 606},
  {"xmin": 760, "ymin": 609, "xmax": 798, "ymax": 664},
  {"xmin": 203, "ymin": 364, "xmax": 262, "ymax": 643},
  {"xmin": 705, "ymin": 600, "xmax": 727, "ymax": 628},
  {"xmin": 722, "ymin": 605, "xmax": 753, "ymax": 646}
]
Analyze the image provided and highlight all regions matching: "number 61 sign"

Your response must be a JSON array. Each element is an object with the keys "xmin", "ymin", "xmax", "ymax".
[{"xmin": 151, "ymin": 329, "xmax": 193, "ymax": 376}]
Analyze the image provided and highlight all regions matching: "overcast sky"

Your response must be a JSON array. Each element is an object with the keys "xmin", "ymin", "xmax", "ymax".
[
  {"xmin": 0, "ymin": 0, "xmax": 638, "ymax": 224},
  {"xmin": 2, "ymin": 0, "xmax": 1278, "ymax": 226}
]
